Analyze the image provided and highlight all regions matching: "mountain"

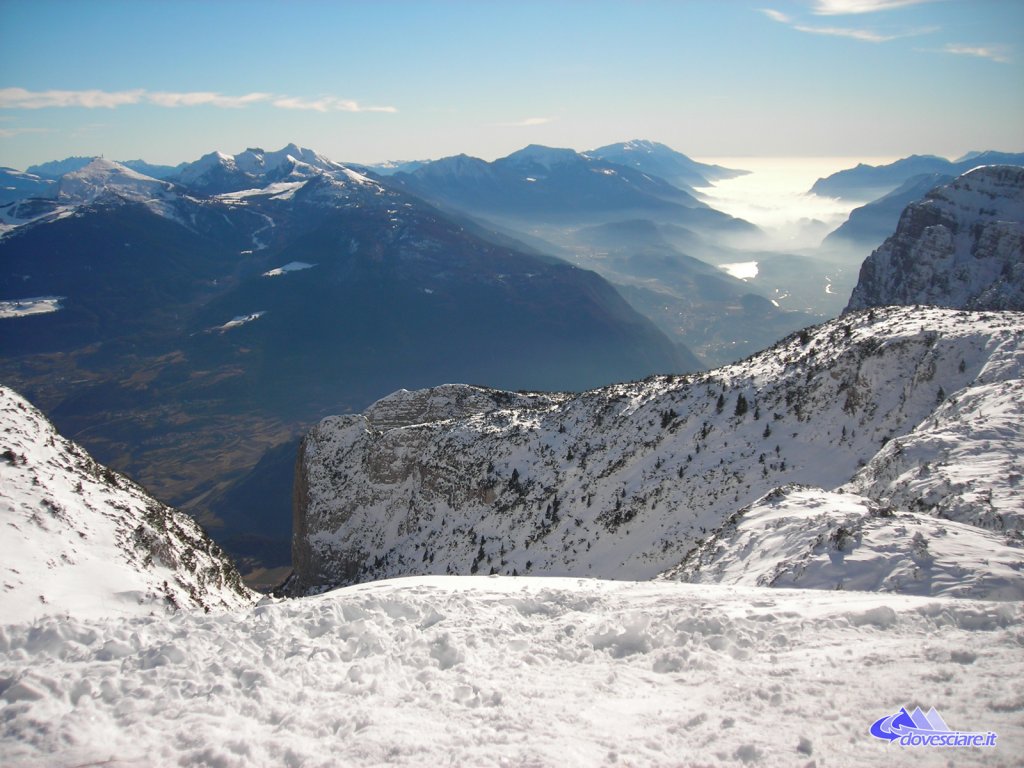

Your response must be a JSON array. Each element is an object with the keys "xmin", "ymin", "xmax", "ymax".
[
  {"xmin": 0, "ymin": 385, "xmax": 255, "ymax": 623},
  {"xmin": 0, "ymin": 167, "xmax": 56, "ymax": 205},
  {"xmin": 586, "ymin": 139, "xmax": 748, "ymax": 189},
  {"xmin": 390, "ymin": 143, "xmax": 768, "ymax": 365},
  {"xmin": 121, "ymin": 159, "xmax": 185, "ymax": 179},
  {"xmin": 287, "ymin": 306, "xmax": 1023, "ymax": 596},
  {"xmin": 392, "ymin": 144, "xmax": 753, "ymax": 233},
  {"xmin": 0, "ymin": 154, "xmax": 694, "ymax": 581},
  {"xmin": 810, "ymin": 151, "xmax": 1024, "ymax": 201},
  {"xmin": 846, "ymin": 165, "xmax": 1024, "ymax": 312},
  {"xmin": 55, "ymin": 157, "xmax": 181, "ymax": 206},
  {"xmin": 171, "ymin": 143, "xmax": 347, "ymax": 194},
  {"xmin": 822, "ymin": 172, "xmax": 954, "ymax": 251},
  {"xmin": 25, "ymin": 156, "xmax": 95, "ymax": 179},
  {"xmin": 357, "ymin": 158, "xmax": 428, "ymax": 175}
]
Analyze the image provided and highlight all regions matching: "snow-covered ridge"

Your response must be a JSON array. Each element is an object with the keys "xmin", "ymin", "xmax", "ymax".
[
  {"xmin": 846, "ymin": 165, "xmax": 1024, "ymax": 311},
  {"xmin": 290, "ymin": 306, "xmax": 1023, "ymax": 596},
  {"xmin": 0, "ymin": 386, "xmax": 255, "ymax": 623}
]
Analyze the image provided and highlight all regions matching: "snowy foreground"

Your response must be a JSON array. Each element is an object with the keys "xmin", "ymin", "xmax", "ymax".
[{"xmin": 2, "ymin": 575, "xmax": 1021, "ymax": 767}]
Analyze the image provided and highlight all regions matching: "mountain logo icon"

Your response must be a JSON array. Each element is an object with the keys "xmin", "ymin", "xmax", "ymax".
[{"xmin": 870, "ymin": 706, "xmax": 997, "ymax": 748}]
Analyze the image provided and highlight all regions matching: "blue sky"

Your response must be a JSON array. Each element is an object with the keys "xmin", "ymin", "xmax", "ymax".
[{"xmin": 1, "ymin": 0, "xmax": 1022, "ymax": 169}]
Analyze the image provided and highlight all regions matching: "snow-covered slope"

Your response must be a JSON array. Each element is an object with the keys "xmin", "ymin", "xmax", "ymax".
[
  {"xmin": 3, "ymin": 575, "xmax": 1021, "ymax": 766},
  {"xmin": 668, "ymin": 486, "xmax": 1023, "ymax": 599},
  {"xmin": 846, "ymin": 165, "xmax": 1024, "ymax": 311},
  {"xmin": 289, "ymin": 306, "xmax": 1023, "ymax": 595},
  {"xmin": 668, "ymin": 344, "xmax": 1024, "ymax": 597},
  {"xmin": 56, "ymin": 158, "xmax": 178, "ymax": 206},
  {"xmin": 0, "ymin": 386, "xmax": 255, "ymax": 622}
]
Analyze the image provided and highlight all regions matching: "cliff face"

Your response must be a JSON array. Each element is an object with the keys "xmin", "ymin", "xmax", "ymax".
[
  {"xmin": 846, "ymin": 165, "xmax": 1024, "ymax": 312},
  {"xmin": 288, "ymin": 307, "xmax": 1023, "ymax": 597}
]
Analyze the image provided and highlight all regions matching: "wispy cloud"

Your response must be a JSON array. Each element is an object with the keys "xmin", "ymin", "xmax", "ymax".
[
  {"xmin": 0, "ymin": 87, "xmax": 397, "ymax": 113},
  {"xmin": 0, "ymin": 126, "xmax": 53, "ymax": 138},
  {"xmin": 761, "ymin": 7, "xmax": 932, "ymax": 43},
  {"xmin": 271, "ymin": 96, "xmax": 397, "ymax": 113},
  {"xmin": 811, "ymin": 0, "xmax": 937, "ymax": 14},
  {"xmin": 146, "ymin": 91, "xmax": 273, "ymax": 109},
  {"xmin": 941, "ymin": 43, "xmax": 1011, "ymax": 64},
  {"xmin": 760, "ymin": 8, "xmax": 792, "ymax": 23},
  {"xmin": 793, "ymin": 23, "xmax": 900, "ymax": 42},
  {"xmin": 0, "ymin": 88, "xmax": 146, "ymax": 109},
  {"xmin": 496, "ymin": 117, "xmax": 553, "ymax": 127}
]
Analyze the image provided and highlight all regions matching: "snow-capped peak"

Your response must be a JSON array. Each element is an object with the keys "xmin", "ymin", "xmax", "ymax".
[{"xmin": 56, "ymin": 158, "xmax": 175, "ymax": 205}]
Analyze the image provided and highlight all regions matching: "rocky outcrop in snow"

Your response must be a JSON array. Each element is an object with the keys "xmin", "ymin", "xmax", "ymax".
[
  {"xmin": 289, "ymin": 306, "xmax": 1023, "ymax": 596},
  {"xmin": 0, "ymin": 386, "xmax": 255, "ymax": 622},
  {"xmin": 845, "ymin": 165, "xmax": 1024, "ymax": 312}
]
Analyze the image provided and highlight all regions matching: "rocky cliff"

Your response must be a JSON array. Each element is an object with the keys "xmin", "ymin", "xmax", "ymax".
[{"xmin": 846, "ymin": 165, "xmax": 1024, "ymax": 312}]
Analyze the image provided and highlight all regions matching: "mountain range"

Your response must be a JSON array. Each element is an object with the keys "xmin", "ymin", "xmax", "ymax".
[
  {"xmin": 3, "ymin": 145, "xmax": 1022, "ymax": 589},
  {"xmin": 0, "ymin": 150, "xmax": 695, "ymax": 583},
  {"xmin": 809, "ymin": 151, "xmax": 1024, "ymax": 201},
  {"xmin": 1, "ymin": 148, "xmax": 1021, "ymax": 767}
]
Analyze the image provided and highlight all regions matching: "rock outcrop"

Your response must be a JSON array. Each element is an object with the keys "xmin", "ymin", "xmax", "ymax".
[{"xmin": 846, "ymin": 165, "xmax": 1024, "ymax": 312}]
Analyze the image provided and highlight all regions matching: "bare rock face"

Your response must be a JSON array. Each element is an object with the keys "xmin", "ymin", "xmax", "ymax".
[
  {"xmin": 288, "ymin": 307, "xmax": 1024, "ymax": 597},
  {"xmin": 846, "ymin": 165, "xmax": 1024, "ymax": 312}
]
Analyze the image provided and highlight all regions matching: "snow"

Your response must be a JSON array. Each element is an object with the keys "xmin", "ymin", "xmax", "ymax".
[
  {"xmin": 720, "ymin": 260, "xmax": 759, "ymax": 280},
  {"xmin": 216, "ymin": 181, "xmax": 307, "ymax": 201},
  {"xmin": 0, "ymin": 387, "xmax": 254, "ymax": 625},
  {"xmin": 2, "ymin": 575, "xmax": 1021, "ymax": 767},
  {"xmin": 671, "ymin": 486, "xmax": 1024, "ymax": 599},
  {"xmin": 0, "ymin": 295, "xmax": 64, "ymax": 318},
  {"xmin": 56, "ymin": 158, "xmax": 174, "ymax": 206},
  {"xmin": 213, "ymin": 311, "xmax": 266, "ymax": 332},
  {"xmin": 262, "ymin": 261, "xmax": 316, "ymax": 277},
  {"xmin": 341, "ymin": 166, "xmax": 384, "ymax": 190}
]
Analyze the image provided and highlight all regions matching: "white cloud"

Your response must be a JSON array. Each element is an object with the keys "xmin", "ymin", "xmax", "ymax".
[
  {"xmin": 761, "ymin": 8, "xmax": 934, "ymax": 43},
  {"xmin": 0, "ymin": 87, "xmax": 145, "ymax": 109},
  {"xmin": 271, "ymin": 96, "xmax": 397, "ymax": 113},
  {"xmin": 496, "ymin": 117, "xmax": 553, "ymax": 127},
  {"xmin": 0, "ymin": 87, "xmax": 397, "ymax": 113},
  {"xmin": 760, "ymin": 9, "xmax": 792, "ymax": 23},
  {"xmin": 147, "ymin": 91, "xmax": 273, "ymax": 108},
  {"xmin": 792, "ymin": 23, "xmax": 900, "ymax": 42},
  {"xmin": 942, "ymin": 43, "xmax": 1011, "ymax": 64},
  {"xmin": 811, "ymin": 0, "xmax": 936, "ymax": 14}
]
